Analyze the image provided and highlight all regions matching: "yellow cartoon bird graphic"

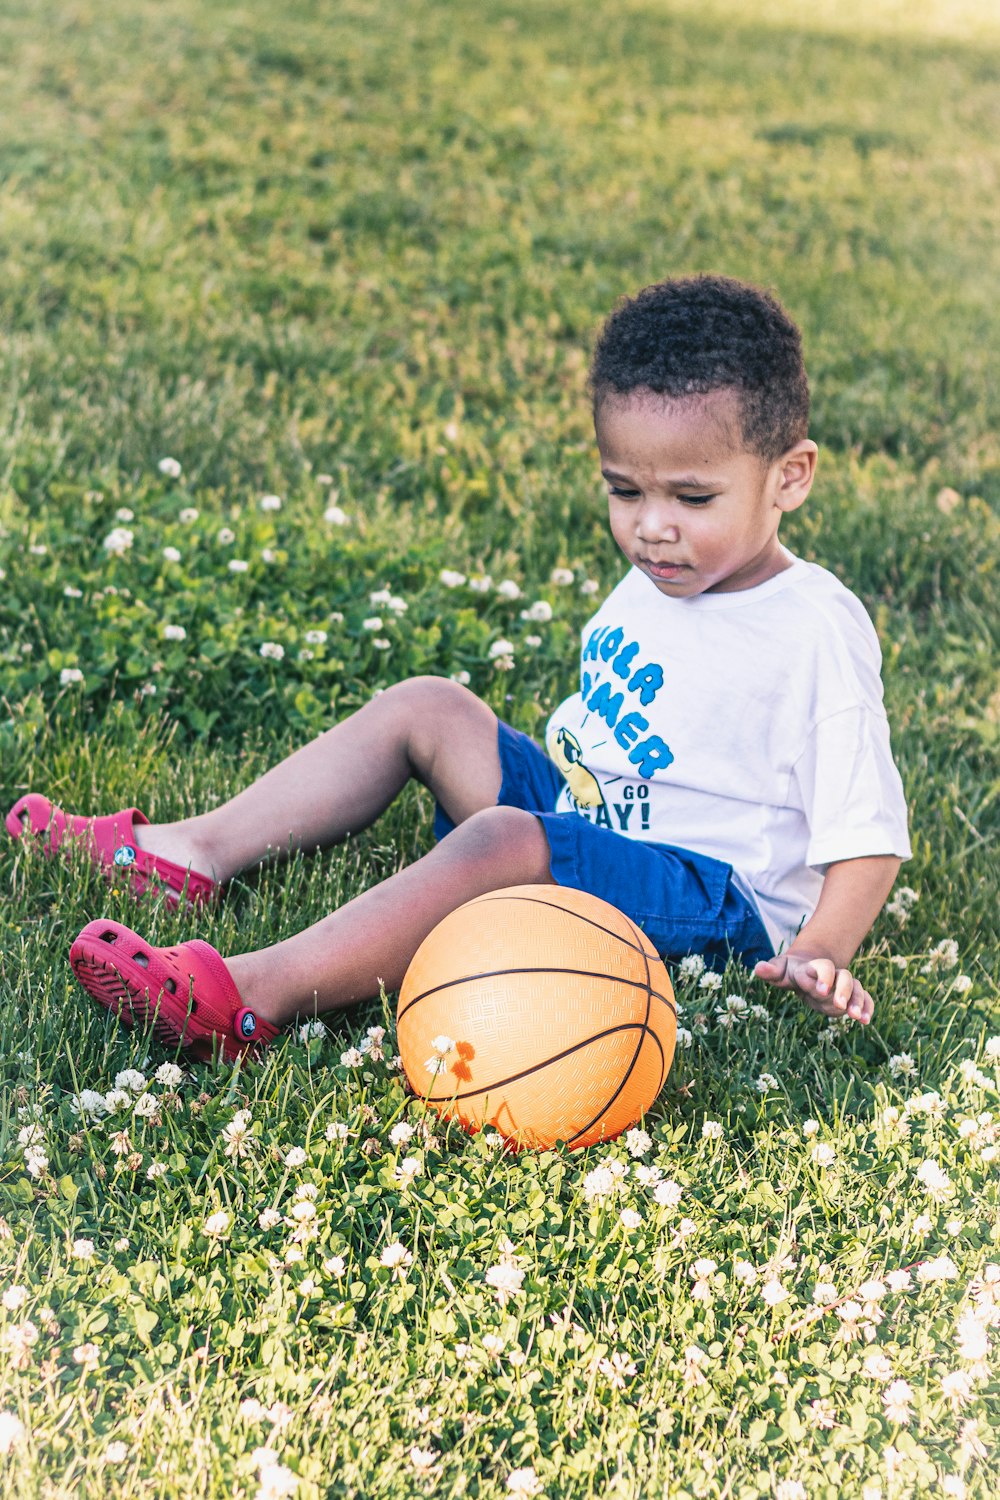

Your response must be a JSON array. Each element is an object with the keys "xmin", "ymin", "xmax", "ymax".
[{"xmin": 546, "ymin": 726, "xmax": 606, "ymax": 810}]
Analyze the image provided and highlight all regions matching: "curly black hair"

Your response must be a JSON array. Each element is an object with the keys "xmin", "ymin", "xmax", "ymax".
[{"xmin": 589, "ymin": 274, "xmax": 809, "ymax": 463}]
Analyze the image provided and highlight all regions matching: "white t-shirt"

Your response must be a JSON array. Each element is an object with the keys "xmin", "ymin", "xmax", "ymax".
[{"xmin": 543, "ymin": 550, "xmax": 911, "ymax": 953}]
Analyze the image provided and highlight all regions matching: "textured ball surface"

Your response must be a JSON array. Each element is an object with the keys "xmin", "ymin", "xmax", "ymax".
[{"xmin": 396, "ymin": 884, "xmax": 676, "ymax": 1152}]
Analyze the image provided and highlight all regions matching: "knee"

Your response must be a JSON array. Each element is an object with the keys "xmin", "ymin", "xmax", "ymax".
[
  {"xmin": 443, "ymin": 805, "xmax": 554, "ymax": 884},
  {"xmin": 379, "ymin": 675, "xmax": 492, "ymax": 779}
]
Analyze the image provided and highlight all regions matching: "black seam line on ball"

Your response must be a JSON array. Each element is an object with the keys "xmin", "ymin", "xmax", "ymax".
[
  {"xmin": 565, "ymin": 911, "xmax": 658, "ymax": 1147},
  {"xmin": 470, "ymin": 893, "xmax": 658, "ymax": 959},
  {"xmin": 429, "ymin": 1021, "xmax": 667, "ymax": 1104},
  {"xmin": 398, "ymin": 966, "xmax": 677, "ymax": 1024}
]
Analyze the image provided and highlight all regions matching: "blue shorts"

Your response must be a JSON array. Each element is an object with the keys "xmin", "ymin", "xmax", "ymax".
[{"xmin": 433, "ymin": 719, "xmax": 774, "ymax": 972}]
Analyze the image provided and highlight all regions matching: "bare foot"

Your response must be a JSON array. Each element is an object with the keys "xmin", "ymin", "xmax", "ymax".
[{"xmin": 131, "ymin": 822, "xmax": 221, "ymax": 883}]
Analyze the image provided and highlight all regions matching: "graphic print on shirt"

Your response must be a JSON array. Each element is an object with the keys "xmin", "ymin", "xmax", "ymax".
[{"xmin": 547, "ymin": 619, "xmax": 676, "ymax": 834}]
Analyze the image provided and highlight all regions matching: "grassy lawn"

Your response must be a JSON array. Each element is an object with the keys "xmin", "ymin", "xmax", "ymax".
[{"xmin": 1, "ymin": 0, "xmax": 998, "ymax": 1495}]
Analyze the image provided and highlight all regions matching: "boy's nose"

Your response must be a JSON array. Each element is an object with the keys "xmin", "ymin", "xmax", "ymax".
[{"xmin": 636, "ymin": 515, "xmax": 680, "ymax": 545}]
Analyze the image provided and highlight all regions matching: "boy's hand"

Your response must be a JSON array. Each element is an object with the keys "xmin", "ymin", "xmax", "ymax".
[{"xmin": 753, "ymin": 954, "xmax": 874, "ymax": 1025}]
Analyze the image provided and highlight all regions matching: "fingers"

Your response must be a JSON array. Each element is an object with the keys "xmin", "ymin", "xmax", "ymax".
[{"xmin": 800, "ymin": 966, "xmax": 874, "ymax": 1024}]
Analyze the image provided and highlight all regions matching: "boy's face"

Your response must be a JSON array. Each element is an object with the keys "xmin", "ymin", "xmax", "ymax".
[{"xmin": 595, "ymin": 388, "xmax": 816, "ymax": 597}]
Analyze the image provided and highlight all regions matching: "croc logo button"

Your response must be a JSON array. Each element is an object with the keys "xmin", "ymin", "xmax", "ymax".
[
  {"xmin": 113, "ymin": 845, "xmax": 137, "ymax": 867},
  {"xmin": 240, "ymin": 1012, "xmax": 257, "ymax": 1038}
]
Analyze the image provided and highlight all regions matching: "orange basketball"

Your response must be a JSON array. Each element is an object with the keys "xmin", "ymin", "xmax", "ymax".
[{"xmin": 396, "ymin": 884, "xmax": 676, "ymax": 1152}]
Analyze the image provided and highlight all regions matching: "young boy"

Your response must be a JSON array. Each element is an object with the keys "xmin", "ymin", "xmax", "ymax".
[{"xmin": 6, "ymin": 274, "xmax": 911, "ymax": 1063}]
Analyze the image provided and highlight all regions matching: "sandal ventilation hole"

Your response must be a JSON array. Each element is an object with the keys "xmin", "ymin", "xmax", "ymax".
[
  {"xmin": 163, "ymin": 978, "xmax": 176, "ymax": 994},
  {"xmin": 132, "ymin": 952, "xmax": 150, "ymax": 969},
  {"xmin": 100, "ymin": 930, "xmax": 118, "ymax": 943}
]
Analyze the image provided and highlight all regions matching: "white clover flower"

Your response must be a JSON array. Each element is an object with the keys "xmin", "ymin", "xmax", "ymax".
[
  {"xmin": 761, "ymin": 1278, "xmax": 789, "ymax": 1306},
  {"xmin": 324, "ymin": 1255, "xmax": 346, "ymax": 1278},
  {"xmin": 115, "ymin": 507, "xmax": 135, "ymax": 523},
  {"xmin": 496, "ymin": 579, "xmax": 522, "ymax": 600},
  {"xmin": 316, "ymin": 474, "xmax": 334, "ymax": 485},
  {"xmin": 0, "ymin": 1412, "xmax": 27, "ymax": 1454},
  {"xmin": 2, "ymin": 1286, "xmax": 28, "ymax": 1311},
  {"xmin": 653, "ymin": 1179, "xmax": 683, "ymax": 1208},
  {"xmin": 468, "ymin": 574, "xmax": 492, "ymax": 593},
  {"xmin": 488, "ymin": 638, "xmax": 516, "ymax": 660},
  {"xmin": 580, "ymin": 578, "xmax": 600, "ymax": 595},
  {"xmin": 59, "ymin": 667, "xmax": 84, "ymax": 686},
  {"xmin": 133, "ymin": 1093, "xmax": 159, "ymax": 1118},
  {"xmin": 520, "ymin": 599, "xmax": 552, "ymax": 623},
  {"xmin": 409, "ymin": 1446, "xmax": 439, "ymax": 1476},
  {"xmin": 755, "ymin": 1073, "xmax": 779, "ymax": 1092},
  {"xmin": 915, "ymin": 1159, "xmax": 952, "ymax": 1198},
  {"xmin": 102, "ymin": 527, "xmax": 134, "ymax": 556},
  {"xmin": 884, "ymin": 1269, "xmax": 912, "ymax": 1292},
  {"xmin": 340, "ymin": 1047, "xmax": 364, "ymax": 1067},
  {"xmin": 983, "ymin": 1037, "xmax": 1000, "ymax": 1061},
  {"xmin": 28, "ymin": 543, "xmax": 47, "ymax": 556},
  {"xmin": 361, "ymin": 616, "xmax": 383, "ymax": 631},
  {"xmin": 288, "ymin": 1200, "xmax": 317, "ymax": 1223},
  {"xmin": 216, "ymin": 526, "xmax": 235, "ymax": 544},
  {"xmin": 115, "ymin": 1070, "xmax": 146, "ymax": 1093},
  {"xmin": 104, "ymin": 1440, "xmax": 129, "ymax": 1464},
  {"xmin": 162, "ymin": 546, "xmax": 182, "ymax": 563},
  {"xmin": 158, "ymin": 457, "xmax": 182, "ymax": 478},
  {"xmin": 324, "ymin": 505, "xmax": 348, "ymax": 525},
  {"xmin": 258, "ymin": 1207, "xmax": 281, "ymax": 1230},
  {"xmin": 450, "ymin": 669, "xmax": 471, "ymax": 686},
  {"xmin": 259, "ymin": 641, "xmax": 285, "ymax": 661},
  {"xmin": 297, "ymin": 1019, "xmax": 326, "ymax": 1043},
  {"xmin": 922, "ymin": 938, "xmax": 959, "ymax": 971},
  {"xmin": 733, "ymin": 1259, "xmax": 758, "ymax": 1285},
  {"xmin": 103, "ymin": 1089, "xmax": 131, "ymax": 1112},
  {"xmin": 259, "ymin": 494, "xmax": 282, "ymax": 512},
  {"xmin": 701, "ymin": 1120, "xmax": 723, "ymax": 1140},
  {"xmin": 372, "ymin": 637, "xmax": 391, "ymax": 650},
  {"xmin": 179, "ymin": 506, "xmax": 199, "ymax": 523},
  {"xmin": 550, "ymin": 567, "xmax": 574, "ymax": 586},
  {"xmin": 624, "ymin": 1127, "xmax": 651, "ymax": 1158},
  {"xmin": 582, "ymin": 1165, "xmax": 619, "ymax": 1202},
  {"xmin": 955, "ymin": 1312, "xmax": 989, "ymax": 1363},
  {"xmin": 304, "ymin": 629, "xmax": 328, "ymax": 645},
  {"xmin": 506, "ymin": 1466, "xmax": 543, "ymax": 1497},
  {"xmin": 204, "ymin": 1211, "xmax": 230, "ymax": 1236},
  {"xmin": 394, "ymin": 1157, "xmax": 423, "ymax": 1187},
  {"xmin": 390, "ymin": 1122, "xmax": 416, "ymax": 1146},
  {"xmin": 953, "ymin": 975, "xmax": 973, "ymax": 994},
  {"xmin": 889, "ymin": 1053, "xmax": 916, "ymax": 1078},
  {"xmin": 439, "ymin": 569, "xmax": 466, "ymax": 588},
  {"xmin": 63, "ymin": 585, "xmax": 83, "ymax": 598},
  {"xmin": 380, "ymin": 1241, "xmax": 412, "ymax": 1271},
  {"xmin": 485, "ymin": 1263, "xmax": 525, "ymax": 1303},
  {"xmin": 677, "ymin": 954, "xmax": 706, "ymax": 980},
  {"xmin": 811, "ymin": 1143, "xmax": 836, "ymax": 1167},
  {"xmin": 283, "ymin": 1147, "xmax": 307, "ymax": 1168},
  {"xmin": 162, "ymin": 624, "xmax": 187, "ymax": 642},
  {"xmin": 863, "ymin": 1351, "xmax": 895, "ymax": 1380},
  {"xmin": 698, "ymin": 971, "xmax": 723, "ymax": 992},
  {"xmin": 916, "ymin": 1255, "xmax": 959, "ymax": 1282},
  {"xmin": 620, "ymin": 1207, "xmax": 643, "ymax": 1229},
  {"xmin": 154, "ymin": 1062, "xmax": 183, "ymax": 1087},
  {"xmin": 676, "ymin": 1026, "xmax": 693, "ymax": 1049},
  {"xmin": 146, "ymin": 1162, "xmax": 168, "ymax": 1180},
  {"xmin": 72, "ymin": 1239, "xmax": 95, "ymax": 1260},
  {"xmin": 524, "ymin": 634, "xmax": 542, "ymax": 649},
  {"xmin": 881, "ymin": 1378, "xmax": 914, "ymax": 1424},
  {"xmin": 228, "ymin": 558, "xmax": 249, "ymax": 573}
]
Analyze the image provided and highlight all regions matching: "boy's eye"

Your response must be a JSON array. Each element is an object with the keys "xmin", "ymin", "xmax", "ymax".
[
  {"xmin": 607, "ymin": 485, "xmax": 641, "ymax": 499},
  {"xmin": 681, "ymin": 494, "xmax": 715, "ymax": 506}
]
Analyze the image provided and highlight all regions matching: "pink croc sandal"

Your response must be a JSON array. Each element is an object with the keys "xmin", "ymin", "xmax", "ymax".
[
  {"xmin": 6, "ymin": 794, "xmax": 219, "ymax": 910},
  {"xmin": 69, "ymin": 918, "xmax": 280, "ymax": 1063}
]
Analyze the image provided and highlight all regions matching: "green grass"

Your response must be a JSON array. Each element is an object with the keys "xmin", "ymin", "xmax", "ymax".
[{"xmin": 1, "ymin": 0, "xmax": 998, "ymax": 1495}]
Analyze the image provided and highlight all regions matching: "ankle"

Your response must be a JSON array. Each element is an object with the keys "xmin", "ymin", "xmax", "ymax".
[{"xmin": 132, "ymin": 819, "xmax": 224, "ymax": 883}]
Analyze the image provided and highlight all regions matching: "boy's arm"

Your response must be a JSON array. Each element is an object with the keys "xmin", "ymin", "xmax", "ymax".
[{"xmin": 753, "ymin": 854, "xmax": 902, "ymax": 1025}]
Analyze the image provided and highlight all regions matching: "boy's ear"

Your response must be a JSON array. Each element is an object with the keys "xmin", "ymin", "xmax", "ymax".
[{"xmin": 773, "ymin": 439, "xmax": 818, "ymax": 514}]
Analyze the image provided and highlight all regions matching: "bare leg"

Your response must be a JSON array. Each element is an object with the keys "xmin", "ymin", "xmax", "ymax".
[
  {"xmin": 130, "ymin": 677, "xmax": 505, "ymax": 882},
  {"xmin": 226, "ymin": 804, "xmax": 555, "ymax": 1027}
]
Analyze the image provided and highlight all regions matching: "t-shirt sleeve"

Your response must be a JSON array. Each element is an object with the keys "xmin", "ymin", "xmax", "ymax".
[{"xmin": 791, "ymin": 705, "xmax": 912, "ymax": 871}]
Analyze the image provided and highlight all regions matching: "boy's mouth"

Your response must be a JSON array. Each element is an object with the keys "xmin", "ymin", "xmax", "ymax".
[{"xmin": 643, "ymin": 559, "xmax": 690, "ymax": 580}]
